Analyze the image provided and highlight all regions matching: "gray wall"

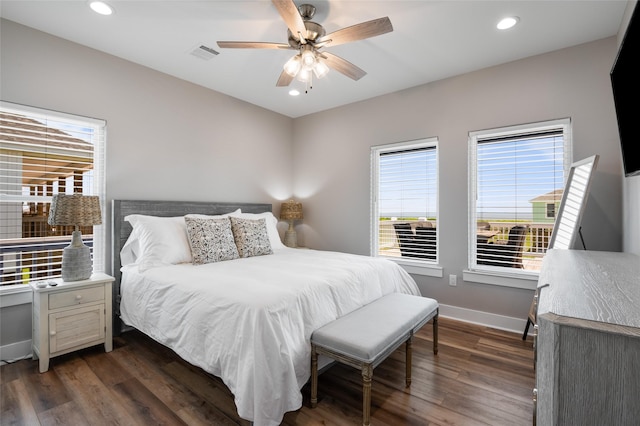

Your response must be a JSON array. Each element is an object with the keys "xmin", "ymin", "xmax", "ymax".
[
  {"xmin": 292, "ymin": 37, "xmax": 624, "ymax": 320},
  {"xmin": 1, "ymin": 12, "xmax": 637, "ymax": 352},
  {"xmin": 0, "ymin": 19, "xmax": 294, "ymax": 267}
]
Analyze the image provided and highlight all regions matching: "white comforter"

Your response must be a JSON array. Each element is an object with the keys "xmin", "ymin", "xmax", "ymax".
[{"xmin": 119, "ymin": 248, "xmax": 420, "ymax": 426}]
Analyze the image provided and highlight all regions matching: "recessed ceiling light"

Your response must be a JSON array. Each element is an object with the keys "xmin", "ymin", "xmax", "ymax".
[
  {"xmin": 497, "ymin": 16, "xmax": 519, "ymax": 30},
  {"xmin": 289, "ymin": 89, "xmax": 300, "ymax": 96},
  {"xmin": 89, "ymin": 1, "xmax": 114, "ymax": 16}
]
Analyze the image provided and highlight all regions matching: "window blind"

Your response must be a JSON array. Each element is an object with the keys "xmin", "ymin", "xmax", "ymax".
[
  {"xmin": 469, "ymin": 120, "xmax": 570, "ymax": 272},
  {"xmin": 373, "ymin": 139, "xmax": 438, "ymax": 261},
  {"xmin": 0, "ymin": 102, "xmax": 106, "ymax": 287}
]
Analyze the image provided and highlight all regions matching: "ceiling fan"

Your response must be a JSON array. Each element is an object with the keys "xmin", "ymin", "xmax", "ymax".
[{"xmin": 216, "ymin": 0, "xmax": 393, "ymax": 90}]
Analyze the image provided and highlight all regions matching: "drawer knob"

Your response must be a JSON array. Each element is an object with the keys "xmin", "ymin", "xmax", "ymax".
[
  {"xmin": 50, "ymin": 331, "xmax": 56, "ymax": 336},
  {"xmin": 76, "ymin": 295, "xmax": 83, "ymax": 300}
]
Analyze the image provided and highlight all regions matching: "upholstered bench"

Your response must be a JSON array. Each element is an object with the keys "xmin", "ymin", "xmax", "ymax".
[{"xmin": 310, "ymin": 293, "xmax": 439, "ymax": 426}]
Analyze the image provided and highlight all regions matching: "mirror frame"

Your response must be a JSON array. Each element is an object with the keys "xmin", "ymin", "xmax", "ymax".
[{"xmin": 548, "ymin": 154, "xmax": 599, "ymax": 250}]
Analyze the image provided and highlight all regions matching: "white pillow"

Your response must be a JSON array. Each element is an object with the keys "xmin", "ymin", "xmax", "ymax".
[
  {"xmin": 185, "ymin": 208, "xmax": 240, "ymax": 220},
  {"xmin": 120, "ymin": 228, "xmax": 140, "ymax": 266},
  {"xmin": 228, "ymin": 211, "xmax": 285, "ymax": 249},
  {"xmin": 124, "ymin": 215, "xmax": 192, "ymax": 272}
]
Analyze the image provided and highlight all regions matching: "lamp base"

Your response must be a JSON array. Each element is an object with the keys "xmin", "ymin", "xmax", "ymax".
[
  {"xmin": 61, "ymin": 231, "xmax": 93, "ymax": 282},
  {"xmin": 284, "ymin": 222, "xmax": 298, "ymax": 248}
]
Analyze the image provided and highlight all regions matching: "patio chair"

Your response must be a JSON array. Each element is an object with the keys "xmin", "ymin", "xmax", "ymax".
[
  {"xmin": 477, "ymin": 225, "xmax": 528, "ymax": 268},
  {"xmin": 393, "ymin": 223, "xmax": 437, "ymax": 260}
]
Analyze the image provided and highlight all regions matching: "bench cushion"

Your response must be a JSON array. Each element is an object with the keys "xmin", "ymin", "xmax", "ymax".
[{"xmin": 311, "ymin": 293, "xmax": 438, "ymax": 363}]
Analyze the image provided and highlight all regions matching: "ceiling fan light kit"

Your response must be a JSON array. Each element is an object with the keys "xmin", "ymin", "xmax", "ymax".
[{"xmin": 217, "ymin": 0, "xmax": 393, "ymax": 92}]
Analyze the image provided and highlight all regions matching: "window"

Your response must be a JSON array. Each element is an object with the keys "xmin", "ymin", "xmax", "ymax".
[
  {"xmin": 546, "ymin": 203, "xmax": 556, "ymax": 219},
  {"xmin": 0, "ymin": 102, "xmax": 106, "ymax": 287},
  {"xmin": 468, "ymin": 119, "xmax": 571, "ymax": 275},
  {"xmin": 371, "ymin": 138, "xmax": 439, "ymax": 266}
]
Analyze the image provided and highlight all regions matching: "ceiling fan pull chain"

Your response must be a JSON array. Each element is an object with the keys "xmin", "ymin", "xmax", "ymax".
[{"xmin": 306, "ymin": 73, "xmax": 313, "ymax": 93}]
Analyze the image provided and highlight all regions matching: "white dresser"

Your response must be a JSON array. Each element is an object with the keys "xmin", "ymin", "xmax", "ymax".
[
  {"xmin": 535, "ymin": 249, "xmax": 640, "ymax": 425},
  {"xmin": 31, "ymin": 273, "xmax": 114, "ymax": 373}
]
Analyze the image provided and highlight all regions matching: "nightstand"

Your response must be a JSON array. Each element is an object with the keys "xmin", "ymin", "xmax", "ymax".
[{"xmin": 30, "ymin": 273, "xmax": 115, "ymax": 373}]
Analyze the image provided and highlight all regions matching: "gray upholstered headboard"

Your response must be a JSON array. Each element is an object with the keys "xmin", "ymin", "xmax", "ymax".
[{"xmin": 111, "ymin": 199, "xmax": 272, "ymax": 334}]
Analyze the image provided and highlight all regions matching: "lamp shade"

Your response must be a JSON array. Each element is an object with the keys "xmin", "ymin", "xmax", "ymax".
[
  {"xmin": 48, "ymin": 194, "xmax": 102, "ymax": 227},
  {"xmin": 284, "ymin": 54, "xmax": 302, "ymax": 77},
  {"xmin": 280, "ymin": 200, "xmax": 303, "ymax": 221}
]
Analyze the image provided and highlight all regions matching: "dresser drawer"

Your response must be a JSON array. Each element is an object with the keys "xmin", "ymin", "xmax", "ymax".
[{"xmin": 49, "ymin": 286, "xmax": 104, "ymax": 309}]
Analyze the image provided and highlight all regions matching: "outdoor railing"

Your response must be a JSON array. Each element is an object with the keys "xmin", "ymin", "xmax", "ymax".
[
  {"xmin": 0, "ymin": 236, "xmax": 94, "ymax": 285},
  {"xmin": 379, "ymin": 220, "xmax": 554, "ymax": 259}
]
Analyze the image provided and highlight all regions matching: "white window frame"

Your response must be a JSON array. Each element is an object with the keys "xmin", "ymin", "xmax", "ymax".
[
  {"xmin": 370, "ymin": 138, "xmax": 442, "ymax": 278},
  {"xmin": 465, "ymin": 118, "xmax": 572, "ymax": 289},
  {"xmin": 0, "ymin": 101, "xmax": 106, "ymax": 300}
]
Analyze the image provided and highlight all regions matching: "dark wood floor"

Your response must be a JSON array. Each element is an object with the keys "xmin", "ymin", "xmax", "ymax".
[{"xmin": 1, "ymin": 317, "xmax": 535, "ymax": 425}]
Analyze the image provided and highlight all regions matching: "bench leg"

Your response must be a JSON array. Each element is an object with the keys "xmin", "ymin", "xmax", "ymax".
[
  {"xmin": 405, "ymin": 336, "xmax": 412, "ymax": 387},
  {"xmin": 362, "ymin": 363, "xmax": 373, "ymax": 426},
  {"xmin": 311, "ymin": 345, "xmax": 318, "ymax": 408},
  {"xmin": 433, "ymin": 311, "xmax": 439, "ymax": 355}
]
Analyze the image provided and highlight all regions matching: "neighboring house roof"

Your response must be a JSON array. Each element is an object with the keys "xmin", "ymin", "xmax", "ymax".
[
  {"xmin": 0, "ymin": 112, "xmax": 94, "ymax": 186},
  {"xmin": 529, "ymin": 189, "xmax": 564, "ymax": 203},
  {"xmin": 0, "ymin": 112, "xmax": 93, "ymax": 153}
]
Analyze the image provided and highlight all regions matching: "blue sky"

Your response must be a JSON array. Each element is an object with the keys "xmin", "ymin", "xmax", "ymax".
[{"xmin": 378, "ymin": 135, "xmax": 564, "ymax": 220}]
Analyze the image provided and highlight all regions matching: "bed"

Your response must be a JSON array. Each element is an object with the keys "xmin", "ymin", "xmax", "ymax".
[{"xmin": 111, "ymin": 199, "xmax": 422, "ymax": 426}]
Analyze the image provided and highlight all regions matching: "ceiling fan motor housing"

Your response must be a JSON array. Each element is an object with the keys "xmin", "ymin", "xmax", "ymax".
[
  {"xmin": 298, "ymin": 4, "xmax": 316, "ymax": 20},
  {"xmin": 288, "ymin": 21, "xmax": 325, "ymax": 47}
]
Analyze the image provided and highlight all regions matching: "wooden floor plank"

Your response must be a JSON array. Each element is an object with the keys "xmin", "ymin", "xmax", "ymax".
[
  {"xmin": 37, "ymin": 401, "xmax": 89, "ymax": 426},
  {"xmin": 110, "ymin": 377, "xmax": 188, "ymax": 425},
  {"xmin": 110, "ymin": 344, "xmax": 224, "ymax": 421},
  {"xmin": 0, "ymin": 317, "xmax": 535, "ymax": 425},
  {"xmin": 22, "ymin": 366, "xmax": 72, "ymax": 413},
  {"xmin": 161, "ymin": 361, "xmax": 251, "ymax": 426},
  {"xmin": 53, "ymin": 357, "xmax": 137, "ymax": 425},
  {"xmin": 1, "ymin": 379, "xmax": 40, "ymax": 425}
]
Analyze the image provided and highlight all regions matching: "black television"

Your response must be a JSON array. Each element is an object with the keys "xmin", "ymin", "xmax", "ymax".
[{"xmin": 610, "ymin": 3, "xmax": 640, "ymax": 177}]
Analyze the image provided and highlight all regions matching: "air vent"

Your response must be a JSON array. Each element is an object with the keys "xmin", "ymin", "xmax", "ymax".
[{"xmin": 190, "ymin": 44, "xmax": 219, "ymax": 60}]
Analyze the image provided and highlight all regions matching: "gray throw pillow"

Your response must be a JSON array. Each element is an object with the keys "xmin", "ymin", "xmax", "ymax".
[
  {"xmin": 230, "ymin": 217, "xmax": 273, "ymax": 258},
  {"xmin": 185, "ymin": 217, "xmax": 239, "ymax": 264}
]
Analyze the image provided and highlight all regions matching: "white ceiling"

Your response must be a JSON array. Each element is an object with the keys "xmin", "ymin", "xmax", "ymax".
[{"xmin": 1, "ymin": 1, "xmax": 628, "ymax": 118}]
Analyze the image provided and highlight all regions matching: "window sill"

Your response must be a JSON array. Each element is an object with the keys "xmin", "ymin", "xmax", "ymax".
[
  {"xmin": 463, "ymin": 269, "xmax": 537, "ymax": 290},
  {"xmin": 0, "ymin": 284, "xmax": 33, "ymax": 308},
  {"xmin": 391, "ymin": 259, "xmax": 443, "ymax": 278}
]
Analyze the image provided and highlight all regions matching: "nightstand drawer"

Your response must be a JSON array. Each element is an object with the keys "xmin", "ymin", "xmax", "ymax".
[{"xmin": 49, "ymin": 286, "xmax": 104, "ymax": 309}]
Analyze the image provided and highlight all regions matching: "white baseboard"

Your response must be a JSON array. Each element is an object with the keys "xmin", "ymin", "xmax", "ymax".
[
  {"xmin": 0, "ymin": 339, "xmax": 32, "ymax": 365},
  {"xmin": 439, "ymin": 303, "xmax": 530, "ymax": 336}
]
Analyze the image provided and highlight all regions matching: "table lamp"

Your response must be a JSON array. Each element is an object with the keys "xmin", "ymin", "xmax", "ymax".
[
  {"xmin": 48, "ymin": 194, "xmax": 102, "ymax": 281},
  {"xmin": 280, "ymin": 199, "xmax": 303, "ymax": 248}
]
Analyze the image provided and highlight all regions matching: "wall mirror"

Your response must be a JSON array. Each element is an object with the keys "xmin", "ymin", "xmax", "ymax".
[{"xmin": 548, "ymin": 154, "xmax": 599, "ymax": 250}]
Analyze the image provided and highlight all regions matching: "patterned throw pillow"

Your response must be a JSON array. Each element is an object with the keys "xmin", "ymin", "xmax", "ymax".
[
  {"xmin": 185, "ymin": 217, "xmax": 239, "ymax": 264},
  {"xmin": 230, "ymin": 217, "xmax": 273, "ymax": 258}
]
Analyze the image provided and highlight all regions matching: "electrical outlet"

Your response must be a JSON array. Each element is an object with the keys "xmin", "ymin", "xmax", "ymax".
[{"xmin": 449, "ymin": 274, "xmax": 457, "ymax": 286}]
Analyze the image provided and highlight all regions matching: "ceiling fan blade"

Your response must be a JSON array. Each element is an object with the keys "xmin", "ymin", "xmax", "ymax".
[
  {"xmin": 217, "ymin": 41, "xmax": 292, "ymax": 49},
  {"xmin": 320, "ymin": 52, "xmax": 366, "ymax": 81},
  {"xmin": 272, "ymin": 0, "xmax": 306, "ymax": 41},
  {"xmin": 316, "ymin": 17, "xmax": 393, "ymax": 47},
  {"xmin": 276, "ymin": 69, "xmax": 295, "ymax": 87}
]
